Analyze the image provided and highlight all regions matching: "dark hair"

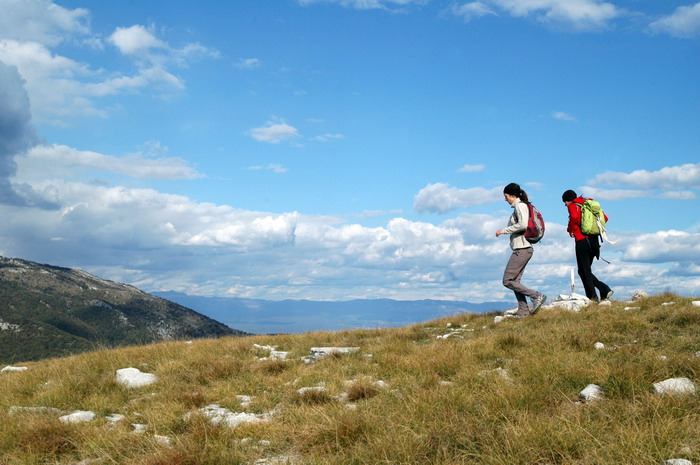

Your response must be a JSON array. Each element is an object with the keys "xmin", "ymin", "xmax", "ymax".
[
  {"xmin": 562, "ymin": 189, "xmax": 577, "ymax": 202},
  {"xmin": 503, "ymin": 182, "xmax": 529, "ymax": 203}
]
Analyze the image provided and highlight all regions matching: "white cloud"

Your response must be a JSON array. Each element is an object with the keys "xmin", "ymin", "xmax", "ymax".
[
  {"xmin": 578, "ymin": 185, "xmax": 648, "ymax": 201},
  {"xmin": 248, "ymin": 164, "xmax": 288, "ymax": 174},
  {"xmin": 0, "ymin": 0, "xmax": 90, "ymax": 46},
  {"xmin": 650, "ymin": 2, "xmax": 700, "ymax": 38},
  {"xmin": 453, "ymin": 0, "xmax": 620, "ymax": 29},
  {"xmin": 458, "ymin": 163, "xmax": 485, "ymax": 173},
  {"xmin": 414, "ymin": 183, "xmax": 502, "ymax": 213},
  {"xmin": 312, "ymin": 133, "xmax": 345, "ymax": 142},
  {"xmin": 452, "ymin": 2, "xmax": 497, "ymax": 21},
  {"xmin": 552, "ymin": 111, "xmax": 577, "ymax": 121},
  {"xmin": 589, "ymin": 163, "xmax": 700, "ymax": 190},
  {"xmin": 0, "ymin": 39, "xmax": 184, "ymax": 119},
  {"xmin": 23, "ymin": 144, "xmax": 202, "ymax": 180},
  {"xmin": 624, "ymin": 230, "xmax": 700, "ymax": 263},
  {"xmin": 249, "ymin": 120, "xmax": 300, "ymax": 144},
  {"xmin": 236, "ymin": 58, "xmax": 261, "ymax": 69},
  {"xmin": 109, "ymin": 25, "xmax": 166, "ymax": 55},
  {"xmin": 297, "ymin": 0, "xmax": 427, "ymax": 11}
]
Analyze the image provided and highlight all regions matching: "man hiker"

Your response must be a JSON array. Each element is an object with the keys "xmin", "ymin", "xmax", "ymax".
[{"xmin": 562, "ymin": 189, "xmax": 613, "ymax": 303}]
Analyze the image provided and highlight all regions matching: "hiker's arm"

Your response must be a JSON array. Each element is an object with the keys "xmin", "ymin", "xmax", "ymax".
[
  {"xmin": 567, "ymin": 203, "xmax": 580, "ymax": 235},
  {"xmin": 501, "ymin": 203, "xmax": 529, "ymax": 235}
]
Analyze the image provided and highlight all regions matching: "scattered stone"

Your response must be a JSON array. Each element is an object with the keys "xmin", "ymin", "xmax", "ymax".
[
  {"xmin": 116, "ymin": 368, "xmax": 157, "ymax": 389},
  {"xmin": 653, "ymin": 377, "xmax": 696, "ymax": 396},
  {"xmin": 579, "ymin": 384, "xmax": 603, "ymax": 402},
  {"xmin": 594, "ymin": 342, "xmax": 605, "ymax": 350},
  {"xmin": 439, "ymin": 380, "xmax": 454, "ymax": 386},
  {"xmin": 598, "ymin": 300, "xmax": 612, "ymax": 307},
  {"xmin": 132, "ymin": 423, "xmax": 148, "ymax": 434},
  {"xmin": 184, "ymin": 340, "xmax": 193, "ymax": 345},
  {"xmin": 624, "ymin": 306, "xmax": 641, "ymax": 311},
  {"xmin": 446, "ymin": 323, "xmax": 452, "ymax": 328},
  {"xmin": 632, "ymin": 290, "xmax": 648, "ymax": 300},
  {"xmin": 309, "ymin": 347, "xmax": 359, "ymax": 358},
  {"xmin": 664, "ymin": 460, "xmax": 692, "ymax": 465},
  {"xmin": 345, "ymin": 403, "xmax": 358, "ymax": 410},
  {"xmin": 270, "ymin": 351, "xmax": 289, "ymax": 360},
  {"xmin": 692, "ymin": 301, "xmax": 700, "ymax": 307},
  {"xmin": 154, "ymin": 435, "xmax": 172, "ymax": 447},
  {"xmin": 545, "ymin": 294, "xmax": 590, "ymax": 312},
  {"xmin": 9, "ymin": 406, "xmax": 63, "ymax": 415},
  {"xmin": 258, "ymin": 440, "xmax": 272, "ymax": 447},
  {"xmin": 662, "ymin": 302, "xmax": 676, "ymax": 307},
  {"xmin": 105, "ymin": 413, "xmax": 125, "ymax": 423},
  {"xmin": 1, "ymin": 366, "xmax": 28, "ymax": 373},
  {"xmin": 695, "ymin": 351, "xmax": 700, "ymax": 358},
  {"xmin": 363, "ymin": 353, "xmax": 373, "ymax": 359},
  {"xmin": 297, "ymin": 386, "xmax": 326, "ymax": 396},
  {"xmin": 194, "ymin": 404, "xmax": 272, "ymax": 428},
  {"xmin": 237, "ymin": 395, "xmax": 253, "ymax": 408},
  {"xmin": 503, "ymin": 308, "xmax": 519, "ymax": 316},
  {"xmin": 254, "ymin": 455, "xmax": 300, "ymax": 465},
  {"xmin": 240, "ymin": 438, "xmax": 253, "ymax": 445},
  {"xmin": 59, "ymin": 410, "xmax": 96, "ymax": 424},
  {"xmin": 493, "ymin": 315, "xmax": 515, "ymax": 324},
  {"xmin": 659, "ymin": 355, "xmax": 669, "ymax": 362},
  {"xmin": 374, "ymin": 380, "xmax": 389, "ymax": 389},
  {"xmin": 253, "ymin": 344, "xmax": 277, "ymax": 352}
]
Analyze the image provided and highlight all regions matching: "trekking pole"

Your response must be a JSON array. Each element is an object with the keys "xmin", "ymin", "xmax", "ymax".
[{"xmin": 570, "ymin": 268, "xmax": 575, "ymax": 297}]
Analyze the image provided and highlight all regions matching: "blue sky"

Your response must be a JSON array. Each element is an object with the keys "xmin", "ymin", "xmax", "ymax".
[{"xmin": 0, "ymin": 0, "xmax": 698, "ymax": 301}]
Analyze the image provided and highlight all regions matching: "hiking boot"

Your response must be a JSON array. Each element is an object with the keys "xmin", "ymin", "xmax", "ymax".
[
  {"xmin": 603, "ymin": 289, "xmax": 614, "ymax": 301},
  {"xmin": 530, "ymin": 294, "xmax": 547, "ymax": 315}
]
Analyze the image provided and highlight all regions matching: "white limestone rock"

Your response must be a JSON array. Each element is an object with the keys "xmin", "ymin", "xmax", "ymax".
[
  {"xmin": 624, "ymin": 306, "xmax": 641, "ymax": 311},
  {"xmin": 692, "ymin": 301, "xmax": 700, "ymax": 307},
  {"xmin": 494, "ymin": 315, "xmax": 515, "ymax": 324},
  {"xmin": 154, "ymin": 435, "xmax": 172, "ymax": 447},
  {"xmin": 598, "ymin": 300, "xmax": 612, "ymax": 307},
  {"xmin": 579, "ymin": 384, "xmax": 603, "ymax": 402},
  {"xmin": 662, "ymin": 302, "xmax": 676, "ymax": 307},
  {"xmin": 594, "ymin": 342, "xmax": 605, "ymax": 350},
  {"xmin": 1, "ymin": 365, "xmax": 28, "ymax": 373},
  {"xmin": 132, "ymin": 423, "xmax": 147, "ymax": 434},
  {"xmin": 116, "ymin": 367, "xmax": 157, "ymax": 389},
  {"xmin": 632, "ymin": 290, "xmax": 648, "ymax": 300},
  {"xmin": 105, "ymin": 413, "xmax": 125, "ymax": 423},
  {"xmin": 664, "ymin": 460, "xmax": 693, "ymax": 465},
  {"xmin": 236, "ymin": 395, "xmax": 253, "ymax": 408},
  {"xmin": 309, "ymin": 347, "xmax": 359, "ymax": 358},
  {"xmin": 659, "ymin": 355, "xmax": 669, "ymax": 362},
  {"xmin": 270, "ymin": 351, "xmax": 289, "ymax": 360},
  {"xmin": 59, "ymin": 410, "xmax": 96, "ymax": 424},
  {"xmin": 297, "ymin": 386, "xmax": 326, "ymax": 396},
  {"xmin": 195, "ymin": 404, "xmax": 272, "ymax": 428},
  {"xmin": 653, "ymin": 377, "xmax": 696, "ymax": 396}
]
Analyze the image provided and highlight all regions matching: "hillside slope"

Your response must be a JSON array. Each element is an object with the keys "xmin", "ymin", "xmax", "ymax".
[
  {"xmin": 0, "ymin": 256, "xmax": 245, "ymax": 363},
  {"xmin": 1, "ymin": 294, "xmax": 698, "ymax": 465}
]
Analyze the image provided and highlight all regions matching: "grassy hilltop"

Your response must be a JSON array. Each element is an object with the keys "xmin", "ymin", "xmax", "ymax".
[{"xmin": 1, "ymin": 294, "xmax": 699, "ymax": 465}]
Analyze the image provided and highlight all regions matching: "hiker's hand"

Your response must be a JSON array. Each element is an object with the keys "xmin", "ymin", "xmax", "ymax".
[{"xmin": 495, "ymin": 230, "xmax": 503, "ymax": 237}]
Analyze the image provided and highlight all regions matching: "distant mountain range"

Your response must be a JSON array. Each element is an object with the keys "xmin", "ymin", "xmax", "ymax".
[
  {"xmin": 156, "ymin": 291, "xmax": 512, "ymax": 334},
  {"xmin": 0, "ymin": 257, "xmax": 245, "ymax": 363}
]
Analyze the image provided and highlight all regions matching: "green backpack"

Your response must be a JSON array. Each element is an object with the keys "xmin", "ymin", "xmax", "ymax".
[{"xmin": 580, "ymin": 199, "xmax": 606, "ymax": 235}]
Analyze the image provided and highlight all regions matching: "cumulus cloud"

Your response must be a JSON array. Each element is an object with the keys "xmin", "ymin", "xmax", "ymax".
[
  {"xmin": 312, "ymin": 133, "xmax": 344, "ymax": 142},
  {"xmin": 552, "ymin": 111, "xmax": 577, "ymax": 121},
  {"xmin": 590, "ymin": 163, "xmax": 700, "ymax": 190},
  {"xmin": 297, "ymin": 0, "xmax": 427, "ymax": 11},
  {"xmin": 452, "ymin": 0, "xmax": 620, "ymax": 29},
  {"xmin": 0, "ymin": 61, "xmax": 37, "ymax": 205},
  {"xmin": 414, "ymin": 183, "xmax": 502, "ymax": 213},
  {"xmin": 452, "ymin": 2, "xmax": 497, "ymax": 21},
  {"xmin": 109, "ymin": 25, "xmax": 166, "ymax": 55},
  {"xmin": 249, "ymin": 120, "xmax": 300, "ymax": 144},
  {"xmin": 23, "ymin": 144, "xmax": 202, "ymax": 180},
  {"xmin": 0, "ymin": 0, "xmax": 90, "ymax": 46},
  {"xmin": 650, "ymin": 2, "xmax": 700, "ymax": 38},
  {"xmin": 458, "ymin": 163, "xmax": 485, "ymax": 173},
  {"xmin": 236, "ymin": 58, "xmax": 261, "ymax": 69},
  {"xmin": 624, "ymin": 230, "xmax": 700, "ymax": 263},
  {"xmin": 248, "ymin": 164, "xmax": 288, "ymax": 174},
  {"xmin": 578, "ymin": 185, "xmax": 648, "ymax": 201}
]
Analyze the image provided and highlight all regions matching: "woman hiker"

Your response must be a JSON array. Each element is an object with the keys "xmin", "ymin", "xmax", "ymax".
[
  {"xmin": 562, "ymin": 189, "xmax": 613, "ymax": 303},
  {"xmin": 496, "ymin": 183, "xmax": 547, "ymax": 317}
]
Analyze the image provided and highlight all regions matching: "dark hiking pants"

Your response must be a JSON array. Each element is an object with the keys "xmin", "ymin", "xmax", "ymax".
[
  {"xmin": 503, "ymin": 247, "xmax": 539, "ymax": 314},
  {"xmin": 575, "ymin": 236, "xmax": 611, "ymax": 301}
]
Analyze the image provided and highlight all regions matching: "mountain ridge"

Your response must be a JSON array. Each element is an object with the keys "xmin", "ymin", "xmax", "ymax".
[{"xmin": 0, "ymin": 256, "xmax": 245, "ymax": 363}]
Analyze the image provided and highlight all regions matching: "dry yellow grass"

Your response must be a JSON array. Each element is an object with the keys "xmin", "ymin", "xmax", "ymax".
[{"xmin": 1, "ymin": 294, "xmax": 699, "ymax": 465}]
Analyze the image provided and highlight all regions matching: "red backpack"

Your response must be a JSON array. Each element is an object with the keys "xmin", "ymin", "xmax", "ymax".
[{"xmin": 524, "ymin": 203, "xmax": 545, "ymax": 244}]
